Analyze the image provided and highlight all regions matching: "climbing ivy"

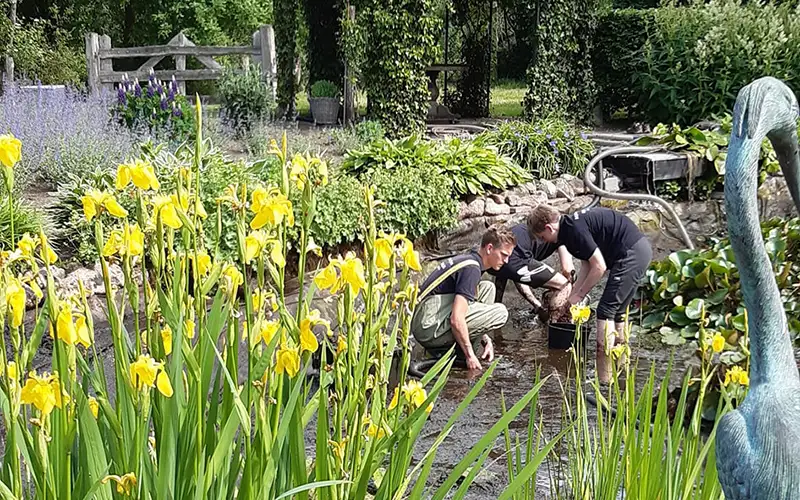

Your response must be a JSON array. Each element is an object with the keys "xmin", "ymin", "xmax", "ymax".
[
  {"xmin": 523, "ymin": 0, "xmax": 600, "ymax": 123},
  {"xmin": 359, "ymin": 0, "xmax": 441, "ymax": 138},
  {"xmin": 446, "ymin": 0, "xmax": 491, "ymax": 118},
  {"xmin": 275, "ymin": 0, "xmax": 299, "ymax": 118},
  {"xmin": 304, "ymin": 0, "xmax": 344, "ymax": 85}
]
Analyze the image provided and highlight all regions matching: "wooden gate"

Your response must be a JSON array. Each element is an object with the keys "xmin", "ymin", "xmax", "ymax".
[{"xmin": 84, "ymin": 26, "xmax": 277, "ymax": 98}]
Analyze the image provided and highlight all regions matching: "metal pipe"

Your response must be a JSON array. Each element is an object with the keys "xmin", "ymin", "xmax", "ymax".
[{"xmin": 582, "ymin": 145, "xmax": 695, "ymax": 250}]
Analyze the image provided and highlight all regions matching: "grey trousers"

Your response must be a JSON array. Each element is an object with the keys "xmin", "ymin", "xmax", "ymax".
[{"xmin": 411, "ymin": 281, "xmax": 509, "ymax": 355}]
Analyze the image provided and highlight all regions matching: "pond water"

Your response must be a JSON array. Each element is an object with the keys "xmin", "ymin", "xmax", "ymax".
[{"xmin": 410, "ymin": 284, "xmax": 693, "ymax": 499}]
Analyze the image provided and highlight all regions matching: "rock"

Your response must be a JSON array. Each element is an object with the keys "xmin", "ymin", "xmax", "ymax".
[
  {"xmin": 509, "ymin": 181, "xmax": 536, "ymax": 196},
  {"xmin": 627, "ymin": 209, "xmax": 662, "ymax": 234},
  {"xmin": 23, "ymin": 283, "xmax": 44, "ymax": 310},
  {"xmin": 554, "ymin": 178, "xmax": 575, "ymax": 201},
  {"xmin": 487, "ymin": 193, "xmax": 506, "ymax": 204},
  {"xmin": 551, "ymin": 199, "xmax": 573, "ymax": 214},
  {"xmin": 562, "ymin": 173, "xmax": 588, "ymax": 195},
  {"xmin": 61, "ymin": 268, "xmax": 99, "ymax": 297},
  {"xmin": 35, "ymin": 266, "xmax": 66, "ymax": 289},
  {"xmin": 505, "ymin": 194, "xmax": 524, "ymax": 207},
  {"xmin": 94, "ymin": 263, "xmax": 125, "ymax": 292},
  {"xmin": 484, "ymin": 198, "xmax": 511, "ymax": 216},
  {"xmin": 458, "ymin": 198, "xmax": 485, "ymax": 220},
  {"xmin": 602, "ymin": 175, "xmax": 621, "ymax": 193},
  {"xmin": 519, "ymin": 191, "xmax": 549, "ymax": 207},
  {"xmin": 485, "ymin": 214, "xmax": 513, "ymax": 227},
  {"xmin": 540, "ymin": 179, "xmax": 558, "ymax": 199},
  {"xmin": 567, "ymin": 195, "xmax": 594, "ymax": 213}
]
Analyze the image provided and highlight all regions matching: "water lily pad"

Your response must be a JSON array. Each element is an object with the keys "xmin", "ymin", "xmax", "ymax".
[
  {"xmin": 669, "ymin": 306, "xmax": 692, "ymax": 326},
  {"xmin": 661, "ymin": 327, "xmax": 686, "ymax": 346},
  {"xmin": 707, "ymin": 288, "xmax": 728, "ymax": 305},
  {"xmin": 642, "ymin": 313, "xmax": 665, "ymax": 329},
  {"xmin": 732, "ymin": 313, "xmax": 747, "ymax": 331},
  {"xmin": 685, "ymin": 298, "xmax": 705, "ymax": 320}
]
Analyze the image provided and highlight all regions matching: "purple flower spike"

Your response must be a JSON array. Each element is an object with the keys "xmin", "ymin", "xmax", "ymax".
[
  {"xmin": 148, "ymin": 68, "xmax": 156, "ymax": 84},
  {"xmin": 580, "ymin": 132, "xmax": 588, "ymax": 140},
  {"xmin": 168, "ymin": 87, "xmax": 175, "ymax": 101},
  {"xmin": 117, "ymin": 86, "xmax": 126, "ymax": 105},
  {"xmin": 134, "ymin": 82, "xmax": 142, "ymax": 98},
  {"xmin": 160, "ymin": 95, "xmax": 168, "ymax": 111},
  {"xmin": 147, "ymin": 84, "xmax": 154, "ymax": 98}
]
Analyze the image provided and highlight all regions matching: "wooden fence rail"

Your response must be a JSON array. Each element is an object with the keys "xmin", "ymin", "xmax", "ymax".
[{"xmin": 85, "ymin": 25, "xmax": 276, "ymax": 99}]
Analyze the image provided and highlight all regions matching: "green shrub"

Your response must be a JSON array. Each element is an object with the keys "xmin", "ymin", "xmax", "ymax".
[
  {"xmin": 309, "ymin": 80, "xmax": 340, "ymax": 98},
  {"xmin": 310, "ymin": 174, "xmax": 368, "ymax": 246},
  {"xmin": 593, "ymin": 8, "xmax": 656, "ymax": 118},
  {"xmin": 638, "ymin": 1, "xmax": 800, "ymax": 124},
  {"xmin": 218, "ymin": 66, "xmax": 274, "ymax": 133},
  {"xmin": 476, "ymin": 118, "xmax": 595, "ymax": 179},
  {"xmin": 8, "ymin": 19, "xmax": 86, "ymax": 86},
  {"xmin": 342, "ymin": 135, "xmax": 530, "ymax": 197},
  {"xmin": 274, "ymin": 0, "xmax": 299, "ymax": 118},
  {"xmin": 369, "ymin": 164, "xmax": 458, "ymax": 239}
]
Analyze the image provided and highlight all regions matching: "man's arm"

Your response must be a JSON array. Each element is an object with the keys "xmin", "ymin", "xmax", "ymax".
[
  {"xmin": 514, "ymin": 282, "xmax": 543, "ymax": 309},
  {"xmin": 557, "ymin": 245, "xmax": 575, "ymax": 277},
  {"xmin": 450, "ymin": 295, "xmax": 482, "ymax": 370},
  {"xmin": 569, "ymin": 248, "xmax": 607, "ymax": 304}
]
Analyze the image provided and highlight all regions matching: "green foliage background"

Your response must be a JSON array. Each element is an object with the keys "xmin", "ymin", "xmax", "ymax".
[
  {"xmin": 359, "ymin": 0, "xmax": 441, "ymax": 138},
  {"xmin": 523, "ymin": 0, "xmax": 599, "ymax": 123}
]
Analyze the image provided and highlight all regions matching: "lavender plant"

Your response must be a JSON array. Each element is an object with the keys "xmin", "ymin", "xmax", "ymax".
[{"xmin": 0, "ymin": 82, "xmax": 137, "ymax": 189}]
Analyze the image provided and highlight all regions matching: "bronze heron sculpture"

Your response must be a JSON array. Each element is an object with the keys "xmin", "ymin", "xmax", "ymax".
[{"xmin": 716, "ymin": 76, "xmax": 800, "ymax": 498}]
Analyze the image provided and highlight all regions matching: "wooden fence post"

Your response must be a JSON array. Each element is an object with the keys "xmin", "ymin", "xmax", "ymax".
[
  {"xmin": 99, "ymin": 34, "xmax": 113, "ymax": 93},
  {"xmin": 257, "ymin": 25, "xmax": 277, "ymax": 102},
  {"xmin": 175, "ymin": 33, "xmax": 188, "ymax": 94},
  {"xmin": 85, "ymin": 32, "xmax": 100, "ymax": 94},
  {"xmin": 343, "ymin": 5, "xmax": 356, "ymax": 125}
]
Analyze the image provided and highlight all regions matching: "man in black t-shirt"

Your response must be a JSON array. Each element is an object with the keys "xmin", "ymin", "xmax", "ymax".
[
  {"xmin": 487, "ymin": 223, "xmax": 574, "ymax": 317},
  {"xmin": 528, "ymin": 205, "xmax": 653, "ymax": 383},
  {"xmin": 411, "ymin": 227, "xmax": 516, "ymax": 371}
]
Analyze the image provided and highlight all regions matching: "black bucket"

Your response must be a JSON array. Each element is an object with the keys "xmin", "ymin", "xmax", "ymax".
[{"xmin": 548, "ymin": 322, "xmax": 589, "ymax": 351}]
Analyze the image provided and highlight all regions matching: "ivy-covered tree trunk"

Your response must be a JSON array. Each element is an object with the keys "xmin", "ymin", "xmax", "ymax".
[
  {"xmin": 523, "ymin": 0, "xmax": 599, "ymax": 123},
  {"xmin": 304, "ymin": 0, "xmax": 343, "ymax": 86},
  {"xmin": 275, "ymin": 0, "xmax": 299, "ymax": 119},
  {"xmin": 361, "ymin": 0, "xmax": 440, "ymax": 138},
  {"xmin": 447, "ymin": 0, "xmax": 491, "ymax": 118}
]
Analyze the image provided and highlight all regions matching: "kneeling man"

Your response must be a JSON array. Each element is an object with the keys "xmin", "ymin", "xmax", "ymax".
[{"xmin": 411, "ymin": 227, "xmax": 516, "ymax": 371}]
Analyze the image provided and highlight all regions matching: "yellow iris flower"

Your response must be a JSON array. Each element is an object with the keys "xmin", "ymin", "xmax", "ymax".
[
  {"xmin": 88, "ymin": 396, "xmax": 99, "ymax": 418},
  {"xmin": 0, "ymin": 134, "xmax": 22, "ymax": 169},
  {"xmin": 20, "ymin": 371, "xmax": 70, "ymax": 415},
  {"xmin": 116, "ymin": 159, "xmax": 160, "ymax": 191},
  {"xmin": 152, "ymin": 195, "xmax": 183, "ymax": 229},
  {"xmin": 129, "ymin": 354, "xmax": 173, "ymax": 397},
  {"xmin": 299, "ymin": 309, "xmax": 328, "ymax": 353},
  {"xmin": 711, "ymin": 332, "xmax": 725, "ymax": 353},
  {"xmin": 250, "ymin": 187, "xmax": 294, "ymax": 230},
  {"xmin": 570, "ymin": 305, "xmax": 591, "ymax": 323},
  {"xmin": 81, "ymin": 189, "xmax": 128, "ymax": 222},
  {"xmin": 275, "ymin": 341, "xmax": 301, "ymax": 377},
  {"xmin": 101, "ymin": 473, "xmax": 137, "ymax": 496},
  {"xmin": 6, "ymin": 277, "xmax": 26, "ymax": 328},
  {"xmin": 161, "ymin": 325, "xmax": 173, "ymax": 355}
]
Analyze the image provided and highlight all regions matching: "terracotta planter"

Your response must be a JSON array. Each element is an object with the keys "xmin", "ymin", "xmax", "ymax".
[{"xmin": 309, "ymin": 97, "xmax": 340, "ymax": 125}]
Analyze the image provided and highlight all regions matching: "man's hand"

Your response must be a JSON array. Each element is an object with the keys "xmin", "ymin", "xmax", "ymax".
[
  {"xmin": 481, "ymin": 335, "xmax": 494, "ymax": 362},
  {"xmin": 568, "ymin": 293, "xmax": 583, "ymax": 305},
  {"xmin": 466, "ymin": 354, "xmax": 483, "ymax": 371}
]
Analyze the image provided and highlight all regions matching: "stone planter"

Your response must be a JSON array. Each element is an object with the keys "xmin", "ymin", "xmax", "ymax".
[{"xmin": 309, "ymin": 97, "xmax": 340, "ymax": 125}]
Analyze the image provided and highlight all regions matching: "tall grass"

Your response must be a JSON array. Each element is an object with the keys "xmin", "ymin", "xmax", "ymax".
[
  {"xmin": 501, "ymin": 308, "xmax": 735, "ymax": 499},
  {"xmin": 0, "ymin": 98, "xmax": 561, "ymax": 499}
]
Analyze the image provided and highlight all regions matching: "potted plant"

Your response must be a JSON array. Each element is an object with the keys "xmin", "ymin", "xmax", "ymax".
[{"xmin": 309, "ymin": 80, "xmax": 340, "ymax": 125}]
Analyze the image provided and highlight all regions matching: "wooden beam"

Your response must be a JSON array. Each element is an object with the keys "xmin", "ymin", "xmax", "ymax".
[
  {"xmin": 175, "ymin": 33, "xmax": 187, "ymax": 94},
  {"xmin": 105, "ymin": 44, "xmax": 257, "ymax": 59},
  {"xmin": 85, "ymin": 33, "xmax": 100, "ymax": 94},
  {"xmin": 99, "ymin": 68, "xmax": 235, "ymax": 83}
]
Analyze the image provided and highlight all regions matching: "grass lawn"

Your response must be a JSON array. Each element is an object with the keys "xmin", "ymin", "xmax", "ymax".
[
  {"xmin": 490, "ymin": 80, "xmax": 525, "ymax": 118},
  {"xmin": 292, "ymin": 80, "xmax": 526, "ymax": 120}
]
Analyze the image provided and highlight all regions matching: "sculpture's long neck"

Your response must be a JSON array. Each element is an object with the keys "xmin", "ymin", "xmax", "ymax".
[{"xmin": 725, "ymin": 125, "xmax": 800, "ymax": 386}]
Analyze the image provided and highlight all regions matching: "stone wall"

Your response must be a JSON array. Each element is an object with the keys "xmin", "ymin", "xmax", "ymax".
[{"xmin": 436, "ymin": 172, "xmax": 798, "ymax": 257}]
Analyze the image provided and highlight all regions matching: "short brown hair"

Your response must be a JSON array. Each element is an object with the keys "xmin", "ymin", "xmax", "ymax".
[
  {"xmin": 527, "ymin": 204, "xmax": 560, "ymax": 234},
  {"xmin": 481, "ymin": 226, "xmax": 516, "ymax": 248}
]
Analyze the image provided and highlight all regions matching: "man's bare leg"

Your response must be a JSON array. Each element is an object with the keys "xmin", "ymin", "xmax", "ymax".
[
  {"xmin": 614, "ymin": 320, "xmax": 630, "ymax": 370},
  {"xmin": 596, "ymin": 318, "xmax": 615, "ymax": 384}
]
